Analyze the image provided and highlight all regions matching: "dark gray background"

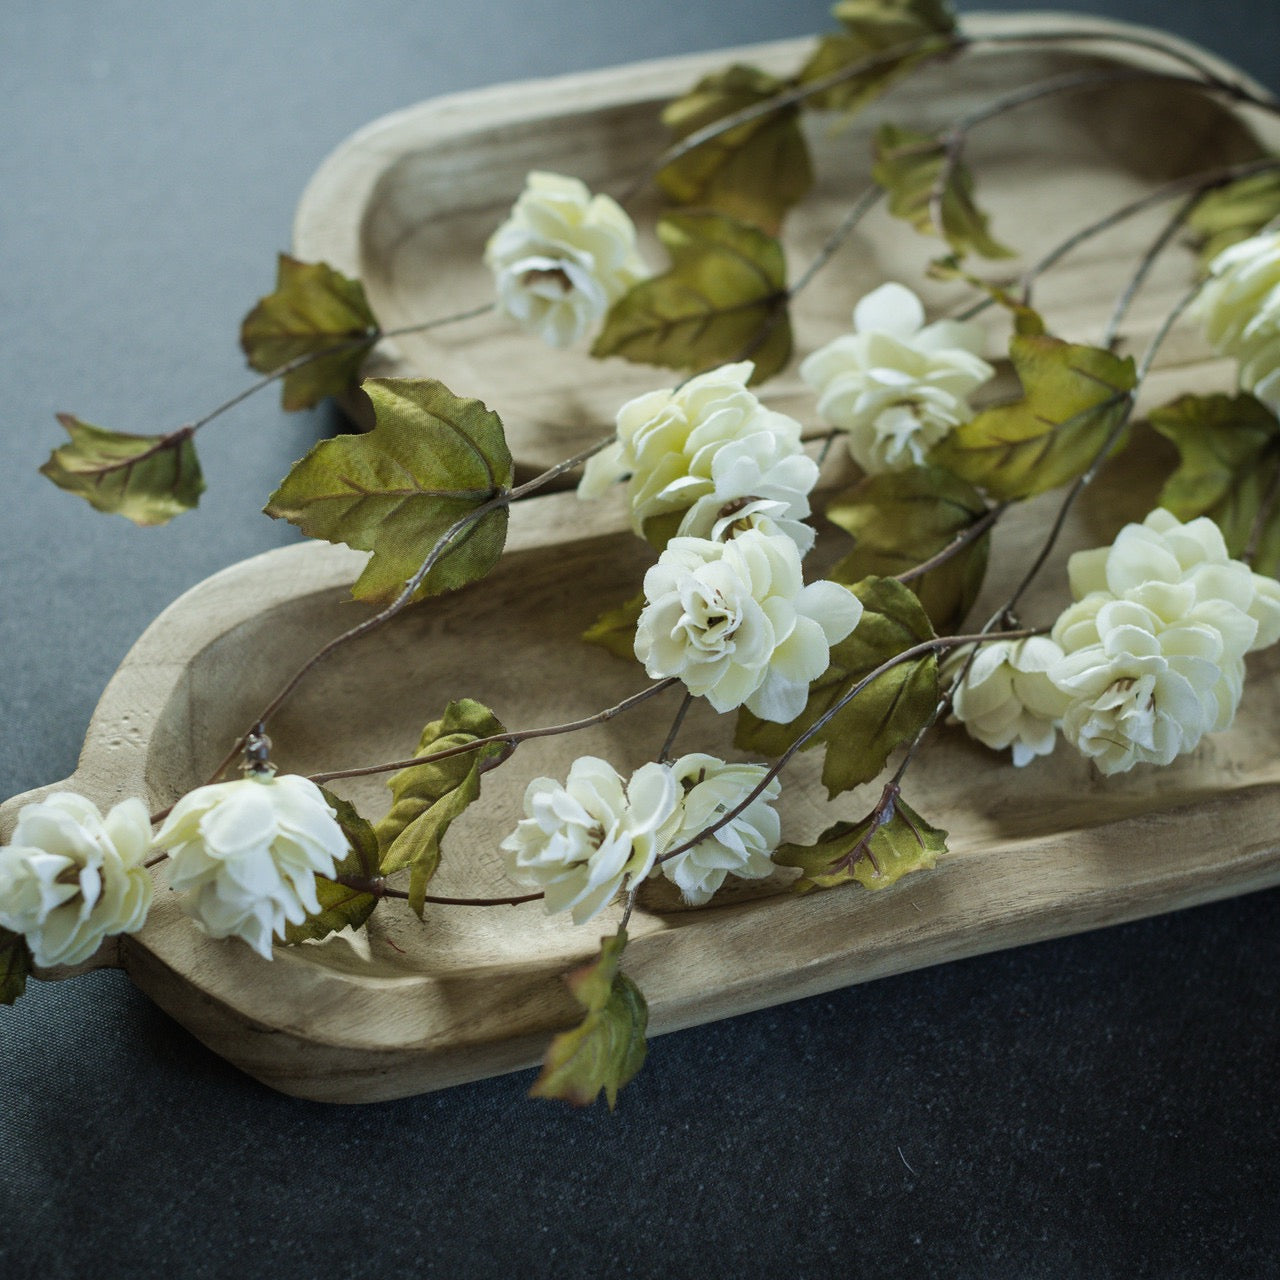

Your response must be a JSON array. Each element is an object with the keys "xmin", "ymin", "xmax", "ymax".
[{"xmin": 2, "ymin": 3, "xmax": 1279, "ymax": 1277}]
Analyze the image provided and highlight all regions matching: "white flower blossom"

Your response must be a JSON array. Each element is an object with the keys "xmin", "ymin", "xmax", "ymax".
[
  {"xmin": 800, "ymin": 282, "xmax": 993, "ymax": 473},
  {"xmin": 0, "ymin": 792, "xmax": 153, "ymax": 968},
  {"xmin": 656, "ymin": 754, "xmax": 780, "ymax": 905},
  {"xmin": 944, "ymin": 637, "xmax": 1072, "ymax": 767},
  {"xmin": 1191, "ymin": 229, "xmax": 1280, "ymax": 411},
  {"xmin": 484, "ymin": 171, "xmax": 647, "ymax": 348},
  {"xmin": 155, "ymin": 773, "xmax": 346, "ymax": 960},
  {"xmin": 579, "ymin": 361, "xmax": 819, "ymax": 554},
  {"xmin": 1048, "ymin": 508, "xmax": 1280, "ymax": 775},
  {"xmin": 634, "ymin": 529, "xmax": 862, "ymax": 722},
  {"xmin": 501, "ymin": 757, "xmax": 677, "ymax": 924}
]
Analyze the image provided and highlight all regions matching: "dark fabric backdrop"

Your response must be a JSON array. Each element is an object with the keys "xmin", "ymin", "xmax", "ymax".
[{"xmin": 2, "ymin": 3, "xmax": 1278, "ymax": 1277}]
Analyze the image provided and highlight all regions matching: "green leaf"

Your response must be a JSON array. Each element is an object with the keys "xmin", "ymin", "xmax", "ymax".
[
  {"xmin": 735, "ymin": 576, "xmax": 939, "ymax": 798},
  {"xmin": 1150, "ymin": 392, "xmax": 1280, "ymax": 575},
  {"xmin": 0, "ymin": 930, "xmax": 32, "ymax": 1004},
  {"xmin": 826, "ymin": 465, "xmax": 991, "ymax": 631},
  {"xmin": 40, "ymin": 416, "xmax": 204, "ymax": 526},
  {"xmin": 658, "ymin": 64, "xmax": 813, "ymax": 234},
  {"xmin": 265, "ymin": 378, "xmax": 514, "ymax": 604},
  {"xmin": 799, "ymin": 0, "xmax": 957, "ymax": 113},
  {"xmin": 240, "ymin": 254, "xmax": 379, "ymax": 410},
  {"xmin": 776, "ymin": 794, "xmax": 946, "ymax": 893},
  {"xmin": 1187, "ymin": 169, "xmax": 1280, "ymax": 270},
  {"xmin": 932, "ymin": 334, "xmax": 1137, "ymax": 500},
  {"xmin": 592, "ymin": 212, "xmax": 791, "ymax": 383},
  {"xmin": 530, "ymin": 930, "xmax": 648, "ymax": 1109},
  {"xmin": 375, "ymin": 699, "xmax": 509, "ymax": 917},
  {"xmin": 872, "ymin": 123, "xmax": 1014, "ymax": 260},
  {"xmin": 582, "ymin": 591, "xmax": 645, "ymax": 662},
  {"xmin": 280, "ymin": 791, "xmax": 380, "ymax": 945}
]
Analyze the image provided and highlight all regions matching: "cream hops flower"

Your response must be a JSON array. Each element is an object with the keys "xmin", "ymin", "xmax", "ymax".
[
  {"xmin": 1191, "ymin": 229, "xmax": 1280, "ymax": 411},
  {"xmin": 657, "ymin": 754, "xmax": 781, "ymax": 906},
  {"xmin": 501, "ymin": 757, "xmax": 677, "ymax": 924},
  {"xmin": 944, "ymin": 637, "xmax": 1072, "ymax": 767},
  {"xmin": 156, "ymin": 773, "xmax": 346, "ymax": 960},
  {"xmin": 579, "ymin": 361, "xmax": 819, "ymax": 554},
  {"xmin": 484, "ymin": 171, "xmax": 647, "ymax": 348},
  {"xmin": 634, "ymin": 529, "xmax": 863, "ymax": 722},
  {"xmin": 0, "ymin": 792, "xmax": 153, "ymax": 968},
  {"xmin": 800, "ymin": 282, "xmax": 993, "ymax": 473}
]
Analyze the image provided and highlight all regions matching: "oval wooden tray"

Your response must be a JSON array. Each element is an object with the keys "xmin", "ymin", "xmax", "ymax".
[{"xmin": 5, "ymin": 16, "xmax": 1280, "ymax": 1104}]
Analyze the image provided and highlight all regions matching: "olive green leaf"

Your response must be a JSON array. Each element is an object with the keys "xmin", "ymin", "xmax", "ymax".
[
  {"xmin": 375, "ymin": 699, "xmax": 509, "ymax": 917},
  {"xmin": 265, "ymin": 378, "xmax": 513, "ymax": 604},
  {"xmin": 736, "ymin": 576, "xmax": 939, "ymax": 798},
  {"xmin": 0, "ymin": 930, "xmax": 32, "ymax": 1005},
  {"xmin": 592, "ymin": 212, "xmax": 791, "ymax": 383},
  {"xmin": 240, "ymin": 254, "xmax": 379, "ymax": 410},
  {"xmin": 872, "ymin": 123, "xmax": 1014, "ymax": 260},
  {"xmin": 799, "ymin": 0, "xmax": 957, "ymax": 113},
  {"xmin": 658, "ymin": 64, "xmax": 813, "ymax": 234},
  {"xmin": 40, "ymin": 415, "xmax": 204, "ymax": 526},
  {"xmin": 280, "ymin": 791, "xmax": 381, "ymax": 945},
  {"xmin": 582, "ymin": 591, "xmax": 645, "ymax": 662},
  {"xmin": 1150, "ymin": 392, "xmax": 1280, "ymax": 575},
  {"xmin": 776, "ymin": 794, "xmax": 946, "ymax": 893},
  {"xmin": 530, "ymin": 929, "xmax": 648, "ymax": 1109},
  {"xmin": 932, "ymin": 334, "xmax": 1137, "ymax": 500},
  {"xmin": 826, "ymin": 465, "xmax": 991, "ymax": 631},
  {"xmin": 1187, "ymin": 168, "xmax": 1280, "ymax": 270}
]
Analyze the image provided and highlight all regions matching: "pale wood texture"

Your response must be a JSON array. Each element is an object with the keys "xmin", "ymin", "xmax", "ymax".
[{"xmin": 5, "ymin": 15, "xmax": 1280, "ymax": 1103}]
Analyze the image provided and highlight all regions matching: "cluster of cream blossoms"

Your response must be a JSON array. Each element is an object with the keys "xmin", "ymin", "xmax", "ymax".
[
  {"xmin": 501, "ymin": 752, "xmax": 781, "ymax": 920},
  {"xmin": 948, "ymin": 510, "xmax": 1280, "ymax": 775},
  {"xmin": 0, "ymin": 772, "xmax": 350, "ymax": 965}
]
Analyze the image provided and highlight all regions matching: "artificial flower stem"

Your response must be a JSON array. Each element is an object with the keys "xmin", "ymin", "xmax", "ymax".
[
  {"xmin": 895, "ymin": 502, "xmax": 1009, "ymax": 585},
  {"xmin": 330, "ymin": 874, "xmax": 543, "ymax": 908},
  {"xmin": 658, "ymin": 693, "xmax": 695, "ymax": 764}
]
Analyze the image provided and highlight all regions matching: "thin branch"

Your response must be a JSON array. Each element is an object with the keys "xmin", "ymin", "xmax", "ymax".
[
  {"xmin": 894, "ymin": 502, "xmax": 1009, "ymax": 584},
  {"xmin": 658, "ymin": 693, "xmax": 695, "ymax": 764},
  {"xmin": 788, "ymin": 186, "xmax": 885, "ymax": 298},
  {"xmin": 330, "ymin": 874, "xmax": 542, "ymax": 908}
]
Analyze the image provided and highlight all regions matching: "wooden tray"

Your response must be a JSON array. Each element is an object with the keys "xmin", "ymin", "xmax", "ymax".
[{"xmin": 6, "ymin": 15, "xmax": 1280, "ymax": 1104}]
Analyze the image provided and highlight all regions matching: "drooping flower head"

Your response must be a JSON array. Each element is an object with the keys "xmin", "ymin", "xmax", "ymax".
[
  {"xmin": 800, "ymin": 282, "xmax": 993, "ymax": 473},
  {"xmin": 579, "ymin": 361, "xmax": 819, "ymax": 554},
  {"xmin": 0, "ymin": 792, "xmax": 153, "ymax": 968},
  {"xmin": 634, "ymin": 529, "xmax": 862, "ymax": 722},
  {"xmin": 155, "ymin": 772, "xmax": 347, "ymax": 959},
  {"xmin": 501, "ymin": 757, "xmax": 677, "ymax": 924},
  {"xmin": 484, "ymin": 171, "xmax": 647, "ymax": 348}
]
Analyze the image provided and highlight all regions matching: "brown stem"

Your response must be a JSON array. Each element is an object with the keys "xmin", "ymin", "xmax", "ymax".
[
  {"xmin": 331, "ymin": 874, "xmax": 542, "ymax": 908},
  {"xmin": 658, "ymin": 692, "xmax": 695, "ymax": 764},
  {"xmin": 787, "ymin": 186, "xmax": 884, "ymax": 299},
  {"xmin": 894, "ymin": 502, "xmax": 1009, "ymax": 584}
]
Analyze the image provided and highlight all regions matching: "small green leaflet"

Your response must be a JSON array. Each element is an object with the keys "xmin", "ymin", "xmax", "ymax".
[
  {"xmin": 0, "ymin": 930, "xmax": 32, "ymax": 1005},
  {"xmin": 735, "ymin": 576, "xmax": 938, "ymax": 799},
  {"xmin": 932, "ymin": 334, "xmax": 1137, "ymax": 500},
  {"xmin": 280, "ymin": 791, "xmax": 381, "ymax": 945},
  {"xmin": 1187, "ymin": 169, "xmax": 1280, "ymax": 270},
  {"xmin": 776, "ymin": 794, "xmax": 946, "ymax": 893},
  {"xmin": 1150, "ymin": 392, "xmax": 1280, "ymax": 575},
  {"xmin": 592, "ymin": 212, "xmax": 792, "ymax": 384},
  {"xmin": 800, "ymin": 0, "xmax": 957, "ymax": 113},
  {"xmin": 265, "ymin": 378, "xmax": 514, "ymax": 604},
  {"xmin": 658, "ymin": 64, "xmax": 813, "ymax": 234},
  {"xmin": 241, "ymin": 254, "xmax": 379, "ymax": 411},
  {"xmin": 375, "ymin": 699, "xmax": 509, "ymax": 917},
  {"xmin": 582, "ymin": 592, "xmax": 645, "ymax": 662},
  {"xmin": 40, "ymin": 415, "xmax": 205, "ymax": 526},
  {"xmin": 872, "ymin": 123, "xmax": 1014, "ymax": 260},
  {"xmin": 530, "ymin": 930, "xmax": 648, "ymax": 1109},
  {"xmin": 826, "ymin": 465, "xmax": 991, "ymax": 632}
]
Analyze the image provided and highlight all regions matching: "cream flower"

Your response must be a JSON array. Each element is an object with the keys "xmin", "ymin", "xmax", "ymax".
[
  {"xmin": 1191, "ymin": 229, "xmax": 1280, "ymax": 411},
  {"xmin": 501, "ymin": 756, "xmax": 677, "ymax": 924},
  {"xmin": 0, "ymin": 792, "xmax": 153, "ymax": 968},
  {"xmin": 800, "ymin": 282, "xmax": 993, "ymax": 473},
  {"xmin": 944, "ymin": 637, "xmax": 1072, "ymax": 767},
  {"xmin": 484, "ymin": 171, "xmax": 647, "ymax": 348},
  {"xmin": 656, "ymin": 753, "xmax": 781, "ymax": 905},
  {"xmin": 156, "ymin": 773, "xmax": 346, "ymax": 959},
  {"xmin": 579, "ymin": 361, "xmax": 819, "ymax": 553},
  {"xmin": 634, "ymin": 529, "xmax": 863, "ymax": 722}
]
